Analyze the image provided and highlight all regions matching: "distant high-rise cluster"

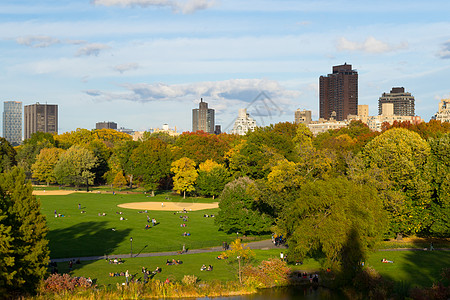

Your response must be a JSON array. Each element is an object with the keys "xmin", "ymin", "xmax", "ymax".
[
  {"xmin": 24, "ymin": 103, "xmax": 58, "ymax": 140},
  {"xmin": 2, "ymin": 101, "xmax": 22, "ymax": 145},
  {"xmin": 295, "ymin": 109, "xmax": 312, "ymax": 125},
  {"xmin": 378, "ymin": 87, "xmax": 415, "ymax": 116},
  {"xmin": 433, "ymin": 99, "xmax": 450, "ymax": 122},
  {"xmin": 192, "ymin": 98, "xmax": 215, "ymax": 134},
  {"xmin": 319, "ymin": 63, "xmax": 358, "ymax": 121},
  {"xmin": 231, "ymin": 109, "xmax": 256, "ymax": 135},
  {"xmin": 96, "ymin": 121, "xmax": 118, "ymax": 130}
]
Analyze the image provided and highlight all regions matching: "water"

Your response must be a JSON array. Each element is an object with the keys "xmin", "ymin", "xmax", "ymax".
[{"xmin": 197, "ymin": 286, "xmax": 348, "ymax": 300}]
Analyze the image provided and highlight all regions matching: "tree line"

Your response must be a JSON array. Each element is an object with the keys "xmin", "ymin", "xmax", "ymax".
[{"xmin": 1, "ymin": 120, "xmax": 450, "ymax": 292}]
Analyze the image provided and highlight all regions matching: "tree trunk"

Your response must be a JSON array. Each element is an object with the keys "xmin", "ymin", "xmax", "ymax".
[
  {"xmin": 128, "ymin": 174, "xmax": 133, "ymax": 188},
  {"xmin": 183, "ymin": 190, "xmax": 186, "ymax": 199}
]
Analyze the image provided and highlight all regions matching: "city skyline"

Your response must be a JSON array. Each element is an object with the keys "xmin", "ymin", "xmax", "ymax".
[{"xmin": 1, "ymin": 0, "xmax": 450, "ymax": 134}]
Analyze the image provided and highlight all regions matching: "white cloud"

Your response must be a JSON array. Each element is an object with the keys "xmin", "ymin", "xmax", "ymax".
[
  {"xmin": 15, "ymin": 35, "xmax": 60, "ymax": 48},
  {"xmin": 91, "ymin": 0, "xmax": 216, "ymax": 14},
  {"xmin": 113, "ymin": 62, "xmax": 139, "ymax": 73},
  {"xmin": 438, "ymin": 40, "xmax": 450, "ymax": 59},
  {"xmin": 336, "ymin": 36, "xmax": 408, "ymax": 53},
  {"xmin": 84, "ymin": 78, "xmax": 300, "ymax": 105},
  {"xmin": 75, "ymin": 43, "xmax": 110, "ymax": 56}
]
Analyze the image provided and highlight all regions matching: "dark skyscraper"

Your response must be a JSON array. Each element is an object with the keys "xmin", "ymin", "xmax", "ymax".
[
  {"xmin": 192, "ymin": 98, "xmax": 215, "ymax": 133},
  {"xmin": 319, "ymin": 63, "xmax": 358, "ymax": 121},
  {"xmin": 24, "ymin": 102, "xmax": 58, "ymax": 140},
  {"xmin": 378, "ymin": 87, "xmax": 415, "ymax": 116},
  {"xmin": 96, "ymin": 121, "xmax": 118, "ymax": 130}
]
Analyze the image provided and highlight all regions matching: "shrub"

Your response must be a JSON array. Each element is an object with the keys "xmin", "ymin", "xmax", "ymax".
[
  {"xmin": 352, "ymin": 267, "xmax": 393, "ymax": 299},
  {"xmin": 242, "ymin": 258, "xmax": 290, "ymax": 288},
  {"xmin": 182, "ymin": 275, "xmax": 198, "ymax": 286},
  {"xmin": 41, "ymin": 273, "xmax": 94, "ymax": 293}
]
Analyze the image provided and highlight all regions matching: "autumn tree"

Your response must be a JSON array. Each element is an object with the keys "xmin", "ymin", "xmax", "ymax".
[
  {"xmin": 112, "ymin": 171, "xmax": 128, "ymax": 190},
  {"xmin": 171, "ymin": 157, "xmax": 198, "ymax": 198},
  {"xmin": 276, "ymin": 177, "xmax": 386, "ymax": 282},
  {"xmin": 31, "ymin": 147, "xmax": 65, "ymax": 185},
  {"xmin": 215, "ymin": 177, "xmax": 273, "ymax": 234},
  {"xmin": 0, "ymin": 167, "xmax": 49, "ymax": 296},
  {"xmin": 221, "ymin": 239, "xmax": 255, "ymax": 284},
  {"xmin": 174, "ymin": 131, "xmax": 231, "ymax": 164},
  {"xmin": 196, "ymin": 160, "xmax": 231, "ymax": 198},
  {"xmin": 54, "ymin": 145, "xmax": 98, "ymax": 187},
  {"xmin": 0, "ymin": 137, "xmax": 16, "ymax": 173}
]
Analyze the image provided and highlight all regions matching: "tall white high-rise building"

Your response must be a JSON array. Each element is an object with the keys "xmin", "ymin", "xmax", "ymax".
[
  {"xmin": 231, "ymin": 109, "xmax": 257, "ymax": 135},
  {"xmin": 3, "ymin": 101, "xmax": 23, "ymax": 145}
]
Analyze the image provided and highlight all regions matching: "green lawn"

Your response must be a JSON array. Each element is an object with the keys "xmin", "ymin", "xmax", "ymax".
[
  {"xmin": 39, "ymin": 192, "xmax": 238, "ymax": 258},
  {"xmin": 366, "ymin": 250, "xmax": 450, "ymax": 288},
  {"xmin": 54, "ymin": 249, "xmax": 321, "ymax": 287}
]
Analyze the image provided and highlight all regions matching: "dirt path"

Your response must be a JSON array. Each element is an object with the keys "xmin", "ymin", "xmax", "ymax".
[{"xmin": 117, "ymin": 201, "xmax": 219, "ymax": 211}]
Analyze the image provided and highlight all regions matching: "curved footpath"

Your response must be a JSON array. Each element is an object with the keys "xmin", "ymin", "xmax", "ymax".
[
  {"xmin": 50, "ymin": 241, "xmax": 450, "ymax": 263},
  {"xmin": 50, "ymin": 239, "xmax": 287, "ymax": 263}
]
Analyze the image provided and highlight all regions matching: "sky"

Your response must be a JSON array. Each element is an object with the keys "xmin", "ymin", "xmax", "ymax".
[{"xmin": 1, "ymin": 0, "xmax": 450, "ymax": 134}]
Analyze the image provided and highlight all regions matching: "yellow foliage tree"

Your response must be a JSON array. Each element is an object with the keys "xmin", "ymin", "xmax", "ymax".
[
  {"xmin": 31, "ymin": 147, "xmax": 65, "ymax": 185},
  {"xmin": 170, "ymin": 157, "xmax": 198, "ymax": 198},
  {"xmin": 112, "ymin": 171, "xmax": 127, "ymax": 190}
]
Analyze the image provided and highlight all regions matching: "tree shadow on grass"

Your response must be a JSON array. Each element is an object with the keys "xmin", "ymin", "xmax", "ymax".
[
  {"xmin": 391, "ymin": 239, "xmax": 450, "ymax": 295},
  {"xmin": 47, "ymin": 221, "xmax": 131, "ymax": 259}
]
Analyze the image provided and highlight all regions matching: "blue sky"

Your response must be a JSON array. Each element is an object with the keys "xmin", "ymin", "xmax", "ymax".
[{"xmin": 1, "ymin": 0, "xmax": 450, "ymax": 134}]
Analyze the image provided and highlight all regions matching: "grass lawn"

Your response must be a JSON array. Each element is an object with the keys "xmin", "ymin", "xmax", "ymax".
[
  {"xmin": 39, "ymin": 191, "xmax": 242, "ymax": 258},
  {"xmin": 366, "ymin": 250, "xmax": 450, "ymax": 288},
  {"xmin": 53, "ymin": 249, "xmax": 321, "ymax": 287}
]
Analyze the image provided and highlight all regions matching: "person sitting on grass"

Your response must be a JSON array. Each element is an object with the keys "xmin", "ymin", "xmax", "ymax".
[
  {"xmin": 207, "ymin": 265, "xmax": 213, "ymax": 271},
  {"xmin": 200, "ymin": 264, "xmax": 207, "ymax": 271},
  {"xmin": 381, "ymin": 258, "xmax": 394, "ymax": 263},
  {"xmin": 145, "ymin": 224, "xmax": 150, "ymax": 229},
  {"xmin": 166, "ymin": 259, "xmax": 172, "ymax": 265},
  {"xmin": 153, "ymin": 267, "xmax": 161, "ymax": 274}
]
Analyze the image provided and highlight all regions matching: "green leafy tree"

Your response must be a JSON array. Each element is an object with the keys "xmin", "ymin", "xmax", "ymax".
[
  {"xmin": 425, "ymin": 133, "xmax": 450, "ymax": 236},
  {"xmin": 107, "ymin": 140, "xmax": 139, "ymax": 188},
  {"xmin": 16, "ymin": 132, "xmax": 54, "ymax": 178},
  {"xmin": 350, "ymin": 128, "xmax": 432, "ymax": 236},
  {"xmin": 0, "ymin": 167, "xmax": 49, "ymax": 296},
  {"xmin": 226, "ymin": 123, "xmax": 298, "ymax": 179},
  {"xmin": 131, "ymin": 138, "xmax": 172, "ymax": 190},
  {"xmin": 171, "ymin": 157, "xmax": 198, "ymax": 198},
  {"xmin": 276, "ymin": 177, "xmax": 386, "ymax": 282},
  {"xmin": 196, "ymin": 160, "xmax": 231, "ymax": 198},
  {"xmin": 0, "ymin": 137, "xmax": 17, "ymax": 173},
  {"xmin": 215, "ymin": 177, "xmax": 273, "ymax": 234},
  {"xmin": 31, "ymin": 147, "xmax": 65, "ymax": 185},
  {"xmin": 87, "ymin": 139, "xmax": 112, "ymax": 185},
  {"xmin": 54, "ymin": 145, "xmax": 98, "ymax": 187},
  {"xmin": 142, "ymin": 131, "xmax": 177, "ymax": 144}
]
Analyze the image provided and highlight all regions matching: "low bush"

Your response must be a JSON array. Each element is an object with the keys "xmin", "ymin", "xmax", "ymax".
[
  {"xmin": 41, "ymin": 273, "xmax": 94, "ymax": 293},
  {"xmin": 242, "ymin": 258, "xmax": 290, "ymax": 288}
]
